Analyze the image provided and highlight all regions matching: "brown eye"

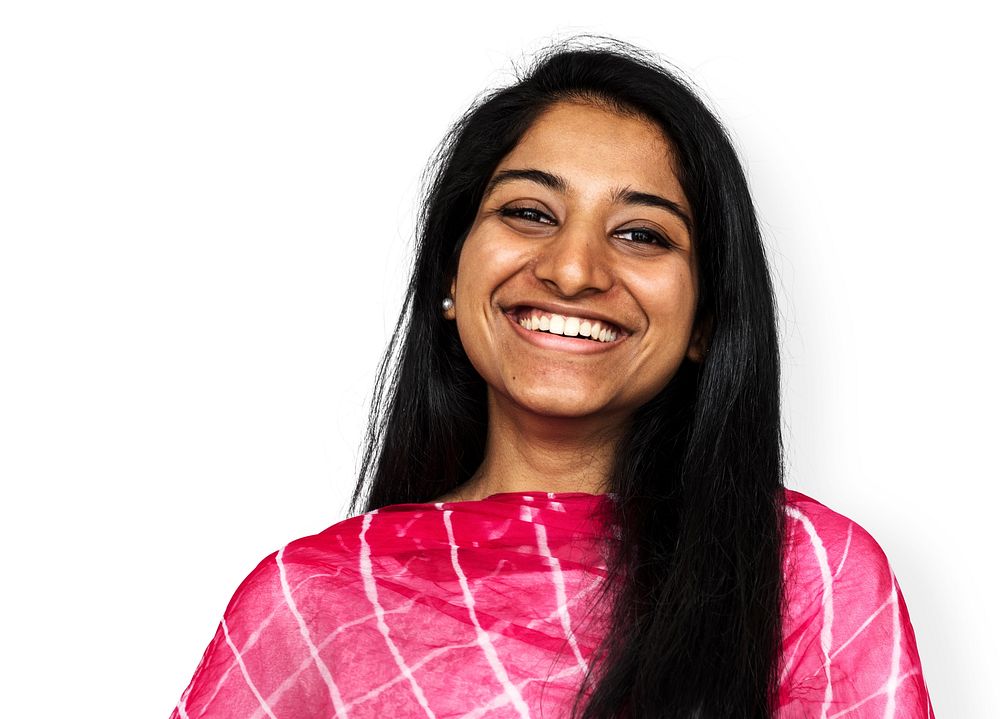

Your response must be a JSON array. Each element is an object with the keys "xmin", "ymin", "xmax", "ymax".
[
  {"xmin": 614, "ymin": 227, "xmax": 672, "ymax": 248},
  {"xmin": 498, "ymin": 206, "xmax": 557, "ymax": 225}
]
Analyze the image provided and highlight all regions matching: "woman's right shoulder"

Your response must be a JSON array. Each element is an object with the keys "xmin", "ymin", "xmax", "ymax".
[
  {"xmin": 171, "ymin": 511, "xmax": 380, "ymax": 718},
  {"xmin": 226, "ymin": 511, "xmax": 374, "ymax": 608},
  {"xmin": 221, "ymin": 498, "xmax": 445, "ymax": 621}
]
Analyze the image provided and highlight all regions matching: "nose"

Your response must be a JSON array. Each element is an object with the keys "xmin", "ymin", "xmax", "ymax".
[{"xmin": 532, "ymin": 219, "xmax": 613, "ymax": 297}]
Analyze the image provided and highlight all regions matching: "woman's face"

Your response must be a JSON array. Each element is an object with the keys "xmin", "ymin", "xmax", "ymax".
[{"xmin": 450, "ymin": 100, "xmax": 704, "ymax": 424}]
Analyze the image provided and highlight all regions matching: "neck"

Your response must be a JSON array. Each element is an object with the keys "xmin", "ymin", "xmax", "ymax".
[{"xmin": 456, "ymin": 391, "xmax": 627, "ymax": 501}]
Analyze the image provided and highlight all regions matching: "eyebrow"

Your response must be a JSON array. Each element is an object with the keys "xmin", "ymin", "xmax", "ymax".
[{"xmin": 483, "ymin": 167, "xmax": 693, "ymax": 233}]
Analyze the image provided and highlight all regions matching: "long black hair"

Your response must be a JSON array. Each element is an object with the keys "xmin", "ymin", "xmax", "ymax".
[{"xmin": 349, "ymin": 36, "xmax": 786, "ymax": 718}]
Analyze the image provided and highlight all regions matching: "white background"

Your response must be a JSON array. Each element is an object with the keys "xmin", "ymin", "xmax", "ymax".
[{"xmin": 1, "ymin": 2, "xmax": 995, "ymax": 716}]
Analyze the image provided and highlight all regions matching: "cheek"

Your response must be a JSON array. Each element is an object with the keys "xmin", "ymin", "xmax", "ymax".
[
  {"xmin": 635, "ymin": 264, "xmax": 699, "ymax": 327},
  {"xmin": 451, "ymin": 230, "xmax": 517, "ymax": 371},
  {"xmin": 454, "ymin": 228, "xmax": 526, "ymax": 307}
]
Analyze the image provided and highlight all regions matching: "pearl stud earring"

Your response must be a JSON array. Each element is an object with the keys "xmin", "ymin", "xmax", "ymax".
[{"xmin": 441, "ymin": 297, "xmax": 454, "ymax": 312}]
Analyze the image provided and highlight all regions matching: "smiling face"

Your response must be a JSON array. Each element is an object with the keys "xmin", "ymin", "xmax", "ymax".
[{"xmin": 449, "ymin": 100, "xmax": 705, "ymax": 425}]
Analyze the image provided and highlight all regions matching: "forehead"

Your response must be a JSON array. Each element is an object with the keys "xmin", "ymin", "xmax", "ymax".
[{"xmin": 494, "ymin": 101, "xmax": 683, "ymax": 200}]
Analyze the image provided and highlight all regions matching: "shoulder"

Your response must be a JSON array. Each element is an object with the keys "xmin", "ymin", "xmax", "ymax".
[
  {"xmin": 221, "ymin": 500, "xmax": 448, "ymax": 618},
  {"xmin": 777, "ymin": 493, "xmax": 936, "ymax": 714},
  {"xmin": 781, "ymin": 488, "xmax": 891, "ymax": 587},
  {"xmin": 174, "ymin": 513, "xmax": 379, "ymax": 716},
  {"xmin": 225, "ymin": 512, "xmax": 374, "ymax": 612},
  {"xmin": 780, "ymin": 489, "xmax": 901, "ymax": 655}
]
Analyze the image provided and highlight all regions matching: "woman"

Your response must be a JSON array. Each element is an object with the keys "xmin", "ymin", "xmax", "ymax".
[{"xmin": 171, "ymin": 39, "xmax": 934, "ymax": 718}]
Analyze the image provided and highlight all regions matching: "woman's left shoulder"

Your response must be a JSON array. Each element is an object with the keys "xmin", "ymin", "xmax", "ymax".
[
  {"xmin": 781, "ymin": 488, "xmax": 895, "ymax": 585},
  {"xmin": 777, "ymin": 489, "xmax": 936, "ymax": 717},
  {"xmin": 780, "ymin": 488, "xmax": 902, "ymax": 623}
]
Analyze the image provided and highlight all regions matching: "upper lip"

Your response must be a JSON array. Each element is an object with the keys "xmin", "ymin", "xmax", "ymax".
[{"xmin": 501, "ymin": 300, "xmax": 632, "ymax": 335}]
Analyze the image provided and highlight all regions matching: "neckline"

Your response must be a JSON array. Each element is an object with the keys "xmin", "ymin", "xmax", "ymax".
[{"xmin": 440, "ymin": 490, "xmax": 615, "ymax": 505}]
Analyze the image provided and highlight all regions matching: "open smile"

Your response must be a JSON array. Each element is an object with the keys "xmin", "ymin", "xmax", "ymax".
[{"xmin": 503, "ymin": 306, "xmax": 627, "ymax": 353}]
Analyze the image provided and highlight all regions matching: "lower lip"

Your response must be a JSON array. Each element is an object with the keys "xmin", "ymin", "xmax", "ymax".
[{"xmin": 504, "ymin": 313, "xmax": 624, "ymax": 354}]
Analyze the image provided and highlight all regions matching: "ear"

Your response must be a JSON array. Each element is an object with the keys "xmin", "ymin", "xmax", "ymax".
[
  {"xmin": 443, "ymin": 276, "xmax": 457, "ymax": 321},
  {"xmin": 686, "ymin": 313, "xmax": 713, "ymax": 364}
]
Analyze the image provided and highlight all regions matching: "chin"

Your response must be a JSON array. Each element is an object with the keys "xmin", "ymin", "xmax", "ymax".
[{"xmin": 504, "ymin": 385, "xmax": 614, "ymax": 419}]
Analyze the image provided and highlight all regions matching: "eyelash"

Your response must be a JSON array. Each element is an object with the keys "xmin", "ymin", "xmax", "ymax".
[{"xmin": 497, "ymin": 206, "xmax": 673, "ymax": 248}]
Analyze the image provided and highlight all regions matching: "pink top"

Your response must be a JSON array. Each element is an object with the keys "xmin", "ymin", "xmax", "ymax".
[{"xmin": 171, "ymin": 489, "xmax": 934, "ymax": 718}]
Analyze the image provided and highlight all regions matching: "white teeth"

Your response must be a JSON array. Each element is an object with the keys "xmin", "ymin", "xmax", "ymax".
[{"xmin": 516, "ymin": 310, "xmax": 621, "ymax": 343}]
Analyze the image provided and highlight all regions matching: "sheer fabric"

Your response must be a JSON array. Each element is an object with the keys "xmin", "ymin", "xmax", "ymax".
[{"xmin": 171, "ymin": 489, "xmax": 933, "ymax": 718}]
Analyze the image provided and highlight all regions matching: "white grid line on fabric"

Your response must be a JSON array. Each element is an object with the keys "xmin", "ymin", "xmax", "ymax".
[
  {"xmin": 458, "ymin": 660, "xmax": 584, "ymax": 719},
  {"xmin": 222, "ymin": 618, "xmax": 278, "ymax": 719},
  {"xmin": 277, "ymin": 544, "xmax": 350, "ymax": 718},
  {"xmin": 883, "ymin": 567, "xmax": 902, "ymax": 719},
  {"xmin": 251, "ymin": 553, "xmax": 543, "ymax": 716},
  {"xmin": 201, "ymin": 568, "xmax": 345, "ymax": 714},
  {"xmin": 534, "ymin": 521, "xmax": 588, "ymax": 674},
  {"xmin": 785, "ymin": 505, "xmax": 835, "ymax": 719},
  {"xmin": 834, "ymin": 524, "xmax": 853, "ymax": 580},
  {"xmin": 359, "ymin": 511, "xmax": 437, "ymax": 718},
  {"xmin": 248, "ymin": 597, "xmax": 422, "ymax": 719},
  {"xmin": 343, "ymin": 638, "xmax": 483, "ymax": 712},
  {"xmin": 526, "ymin": 573, "xmax": 604, "ymax": 631},
  {"xmin": 829, "ymin": 597, "xmax": 892, "ymax": 663},
  {"xmin": 827, "ymin": 668, "xmax": 918, "ymax": 719},
  {"xmin": 200, "ymin": 502, "xmax": 612, "ymax": 717},
  {"xmin": 443, "ymin": 507, "xmax": 533, "ymax": 719}
]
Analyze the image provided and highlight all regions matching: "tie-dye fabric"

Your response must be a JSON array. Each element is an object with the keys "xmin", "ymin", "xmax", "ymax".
[{"xmin": 171, "ymin": 489, "xmax": 933, "ymax": 718}]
